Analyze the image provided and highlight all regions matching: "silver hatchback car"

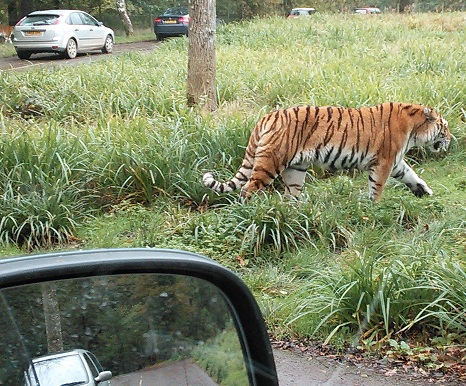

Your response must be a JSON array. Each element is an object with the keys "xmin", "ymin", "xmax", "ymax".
[
  {"xmin": 23, "ymin": 349, "xmax": 112, "ymax": 386},
  {"xmin": 12, "ymin": 9, "xmax": 114, "ymax": 60}
]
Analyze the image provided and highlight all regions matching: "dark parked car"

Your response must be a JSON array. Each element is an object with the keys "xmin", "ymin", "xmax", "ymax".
[
  {"xmin": 12, "ymin": 9, "xmax": 114, "ymax": 60},
  {"xmin": 23, "ymin": 349, "xmax": 112, "ymax": 386},
  {"xmin": 153, "ymin": 6, "xmax": 189, "ymax": 41}
]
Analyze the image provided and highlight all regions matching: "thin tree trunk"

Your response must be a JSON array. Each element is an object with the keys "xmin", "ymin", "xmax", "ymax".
[
  {"xmin": 41, "ymin": 282, "xmax": 63, "ymax": 353},
  {"xmin": 116, "ymin": 0, "xmax": 134, "ymax": 37},
  {"xmin": 186, "ymin": 0, "xmax": 217, "ymax": 111}
]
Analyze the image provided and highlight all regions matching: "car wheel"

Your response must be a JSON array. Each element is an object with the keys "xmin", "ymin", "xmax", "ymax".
[
  {"xmin": 156, "ymin": 33, "xmax": 164, "ymax": 41},
  {"xmin": 64, "ymin": 38, "xmax": 77, "ymax": 59},
  {"xmin": 102, "ymin": 34, "xmax": 113, "ymax": 54},
  {"xmin": 16, "ymin": 50, "xmax": 31, "ymax": 60}
]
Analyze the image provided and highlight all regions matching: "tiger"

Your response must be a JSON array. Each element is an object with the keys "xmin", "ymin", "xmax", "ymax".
[{"xmin": 203, "ymin": 102, "xmax": 451, "ymax": 202}]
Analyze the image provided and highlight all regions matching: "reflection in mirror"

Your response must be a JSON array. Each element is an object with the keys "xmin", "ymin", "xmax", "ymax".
[{"xmin": 0, "ymin": 274, "xmax": 249, "ymax": 386}]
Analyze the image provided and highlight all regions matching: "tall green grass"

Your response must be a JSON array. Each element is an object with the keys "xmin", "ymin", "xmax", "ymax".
[{"xmin": 0, "ymin": 13, "xmax": 465, "ymax": 363}]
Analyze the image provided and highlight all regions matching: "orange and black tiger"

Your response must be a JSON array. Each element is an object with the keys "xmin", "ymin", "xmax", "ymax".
[{"xmin": 203, "ymin": 102, "xmax": 451, "ymax": 202}]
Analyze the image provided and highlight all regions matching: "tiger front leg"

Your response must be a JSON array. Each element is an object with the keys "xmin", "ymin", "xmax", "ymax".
[
  {"xmin": 391, "ymin": 160, "xmax": 433, "ymax": 197},
  {"xmin": 281, "ymin": 164, "xmax": 308, "ymax": 198},
  {"xmin": 367, "ymin": 163, "xmax": 393, "ymax": 202}
]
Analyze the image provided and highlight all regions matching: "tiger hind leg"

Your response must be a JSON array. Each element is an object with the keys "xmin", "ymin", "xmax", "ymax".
[
  {"xmin": 240, "ymin": 155, "xmax": 284, "ymax": 198},
  {"xmin": 390, "ymin": 160, "xmax": 433, "ymax": 197},
  {"xmin": 240, "ymin": 169, "xmax": 277, "ymax": 199}
]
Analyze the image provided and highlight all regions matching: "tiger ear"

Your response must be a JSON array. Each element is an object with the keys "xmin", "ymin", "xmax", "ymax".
[{"xmin": 424, "ymin": 107, "xmax": 437, "ymax": 121}]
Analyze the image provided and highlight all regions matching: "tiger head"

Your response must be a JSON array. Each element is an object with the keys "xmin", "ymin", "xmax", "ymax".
[{"xmin": 423, "ymin": 107, "xmax": 451, "ymax": 152}]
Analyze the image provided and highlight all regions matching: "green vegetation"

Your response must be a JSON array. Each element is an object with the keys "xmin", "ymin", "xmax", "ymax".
[
  {"xmin": 193, "ymin": 327, "xmax": 249, "ymax": 385},
  {"xmin": 0, "ymin": 13, "xmax": 465, "ymax": 372}
]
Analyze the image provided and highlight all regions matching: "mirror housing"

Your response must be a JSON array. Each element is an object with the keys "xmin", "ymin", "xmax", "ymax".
[
  {"xmin": 96, "ymin": 370, "xmax": 112, "ymax": 382},
  {"xmin": 0, "ymin": 248, "xmax": 278, "ymax": 386}
]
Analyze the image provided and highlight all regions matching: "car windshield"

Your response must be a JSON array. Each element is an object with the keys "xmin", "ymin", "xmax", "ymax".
[
  {"xmin": 162, "ymin": 7, "xmax": 188, "ymax": 16},
  {"xmin": 20, "ymin": 15, "xmax": 60, "ymax": 26},
  {"xmin": 25, "ymin": 354, "xmax": 89, "ymax": 386}
]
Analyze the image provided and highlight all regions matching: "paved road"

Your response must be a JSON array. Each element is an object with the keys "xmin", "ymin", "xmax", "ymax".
[
  {"xmin": 274, "ymin": 349, "xmax": 425, "ymax": 386},
  {"xmin": 111, "ymin": 359, "xmax": 217, "ymax": 386},
  {"xmin": 109, "ymin": 349, "xmax": 443, "ymax": 385},
  {"xmin": 0, "ymin": 40, "xmax": 159, "ymax": 71}
]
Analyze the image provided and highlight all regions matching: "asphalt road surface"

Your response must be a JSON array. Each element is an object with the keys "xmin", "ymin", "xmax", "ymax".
[
  {"xmin": 111, "ymin": 359, "xmax": 217, "ymax": 386},
  {"xmin": 109, "ymin": 349, "xmax": 443, "ymax": 385},
  {"xmin": 0, "ymin": 40, "xmax": 159, "ymax": 71},
  {"xmin": 274, "ymin": 349, "xmax": 426, "ymax": 386}
]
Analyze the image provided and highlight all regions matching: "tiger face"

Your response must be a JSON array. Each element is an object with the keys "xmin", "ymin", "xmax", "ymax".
[{"xmin": 423, "ymin": 107, "xmax": 451, "ymax": 152}]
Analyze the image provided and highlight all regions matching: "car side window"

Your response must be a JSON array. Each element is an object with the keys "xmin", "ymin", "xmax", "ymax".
[
  {"xmin": 80, "ymin": 12, "xmax": 98, "ymax": 26},
  {"xmin": 68, "ymin": 12, "xmax": 83, "ymax": 25},
  {"xmin": 83, "ymin": 352, "xmax": 99, "ymax": 378},
  {"xmin": 87, "ymin": 351, "xmax": 104, "ymax": 372}
]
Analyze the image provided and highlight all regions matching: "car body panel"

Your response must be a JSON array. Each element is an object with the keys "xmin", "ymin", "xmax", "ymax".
[{"xmin": 12, "ymin": 9, "xmax": 114, "ymax": 58}]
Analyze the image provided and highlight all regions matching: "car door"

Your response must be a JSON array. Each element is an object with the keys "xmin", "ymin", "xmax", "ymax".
[
  {"xmin": 78, "ymin": 12, "xmax": 105, "ymax": 50},
  {"xmin": 66, "ymin": 11, "xmax": 91, "ymax": 50}
]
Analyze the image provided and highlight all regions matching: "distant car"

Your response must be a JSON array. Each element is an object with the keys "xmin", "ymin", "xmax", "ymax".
[
  {"xmin": 23, "ymin": 349, "xmax": 112, "ymax": 386},
  {"xmin": 287, "ymin": 7, "xmax": 316, "ymax": 18},
  {"xmin": 154, "ymin": 6, "xmax": 189, "ymax": 41},
  {"xmin": 12, "ymin": 9, "xmax": 114, "ymax": 60},
  {"xmin": 354, "ymin": 7, "xmax": 382, "ymax": 14}
]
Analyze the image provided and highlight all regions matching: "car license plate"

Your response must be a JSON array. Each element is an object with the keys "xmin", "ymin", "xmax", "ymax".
[
  {"xmin": 25, "ymin": 31, "xmax": 43, "ymax": 36},
  {"xmin": 164, "ymin": 20, "xmax": 177, "ymax": 24}
]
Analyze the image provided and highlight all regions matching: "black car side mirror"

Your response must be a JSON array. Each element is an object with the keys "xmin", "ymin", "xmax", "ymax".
[{"xmin": 0, "ymin": 248, "xmax": 278, "ymax": 386}]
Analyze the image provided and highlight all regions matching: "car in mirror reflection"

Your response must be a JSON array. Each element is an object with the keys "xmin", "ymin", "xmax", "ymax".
[
  {"xmin": 0, "ymin": 249, "xmax": 278, "ymax": 386},
  {"xmin": 24, "ymin": 349, "xmax": 111, "ymax": 386}
]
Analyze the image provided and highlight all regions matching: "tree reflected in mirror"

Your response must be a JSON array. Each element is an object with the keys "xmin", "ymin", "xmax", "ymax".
[{"xmin": 0, "ymin": 274, "xmax": 248, "ymax": 385}]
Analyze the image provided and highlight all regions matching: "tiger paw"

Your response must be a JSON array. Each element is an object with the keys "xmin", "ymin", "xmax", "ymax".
[{"xmin": 408, "ymin": 183, "xmax": 433, "ymax": 197}]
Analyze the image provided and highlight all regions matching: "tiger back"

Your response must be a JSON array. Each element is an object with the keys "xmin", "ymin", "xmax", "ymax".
[{"xmin": 203, "ymin": 102, "xmax": 451, "ymax": 202}]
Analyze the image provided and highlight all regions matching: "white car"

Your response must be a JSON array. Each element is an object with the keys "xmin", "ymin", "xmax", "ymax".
[
  {"xmin": 354, "ymin": 7, "xmax": 382, "ymax": 14},
  {"xmin": 287, "ymin": 7, "xmax": 316, "ymax": 18},
  {"xmin": 12, "ymin": 9, "xmax": 114, "ymax": 60},
  {"xmin": 23, "ymin": 349, "xmax": 112, "ymax": 386}
]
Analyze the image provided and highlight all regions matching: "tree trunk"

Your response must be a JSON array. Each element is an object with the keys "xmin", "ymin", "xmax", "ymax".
[
  {"xmin": 41, "ymin": 282, "xmax": 63, "ymax": 353},
  {"xmin": 398, "ymin": 0, "xmax": 413, "ymax": 12},
  {"xmin": 186, "ymin": 0, "xmax": 217, "ymax": 111},
  {"xmin": 19, "ymin": 0, "xmax": 34, "ymax": 19},
  {"xmin": 116, "ymin": 0, "xmax": 134, "ymax": 37},
  {"xmin": 283, "ymin": 0, "xmax": 293, "ymax": 16}
]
